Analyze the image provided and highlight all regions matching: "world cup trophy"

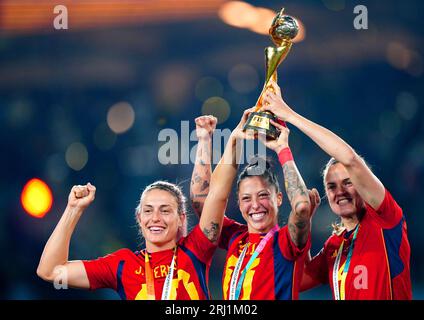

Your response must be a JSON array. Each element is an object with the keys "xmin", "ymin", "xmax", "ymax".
[{"xmin": 243, "ymin": 8, "xmax": 299, "ymax": 139}]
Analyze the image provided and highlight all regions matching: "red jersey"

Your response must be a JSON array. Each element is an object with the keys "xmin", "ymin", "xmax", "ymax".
[
  {"xmin": 83, "ymin": 224, "xmax": 217, "ymax": 300},
  {"xmin": 305, "ymin": 189, "xmax": 412, "ymax": 300},
  {"xmin": 220, "ymin": 217, "xmax": 311, "ymax": 300}
]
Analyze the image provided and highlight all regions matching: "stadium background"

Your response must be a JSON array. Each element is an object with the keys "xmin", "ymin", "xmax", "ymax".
[{"xmin": 0, "ymin": 0, "xmax": 423, "ymax": 299}]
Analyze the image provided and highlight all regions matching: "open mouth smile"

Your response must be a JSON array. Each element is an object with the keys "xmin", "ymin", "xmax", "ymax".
[
  {"xmin": 147, "ymin": 226, "xmax": 166, "ymax": 234},
  {"xmin": 248, "ymin": 211, "xmax": 267, "ymax": 222},
  {"xmin": 336, "ymin": 197, "xmax": 352, "ymax": 205}
]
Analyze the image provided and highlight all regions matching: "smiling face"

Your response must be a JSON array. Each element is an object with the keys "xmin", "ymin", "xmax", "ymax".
[
  {"xmin": 238, "ymin": 176, "xmax": 282, "ymax": 234},
  {"xmin": 137, "ymin": 188, "xmax": 186, "ymax": 252},
  {"xmin": 324, "ymin": 162, "xmax": 365, "ymax": 218}
]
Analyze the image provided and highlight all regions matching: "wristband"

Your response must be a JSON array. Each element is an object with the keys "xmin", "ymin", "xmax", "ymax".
[
  {"xmin": 276, "ymin": 119, "xmax": 287, "ymax": 128},
  {"xmin": 278, "ymin": 147, "xmax": 293, "ymax": 166}
]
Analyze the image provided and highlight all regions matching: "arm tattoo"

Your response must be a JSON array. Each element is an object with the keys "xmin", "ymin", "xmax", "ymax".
[
  {"xmin": 200, "ymin": 180, "xmax": 210, "ymax": 192},
  {"xmin": 283, "ymin": 162, "xmax": 310, "ymax": 248},
  {"xmin": 192, "ymin": 174, "xmax": 202, "ymax": 184},
  {"xmin": 191, "ymin": 193, "xmax": 208, "ymax": 198},
  {"xmin": 288, "ymin": 223, "xmax": 297, "ymax": 240},
  {"xmin": 282, "ymin": 163, "xmax": 308, "ymax": 202},
  {"xmin": 288, "ymin": 222, "xmax": 309, "ymax": 248},
  {"xmin": 197, "ymin": 142, "xmax": 210, "ymax": 166},
  {"xmin": 191, "ymin": 139, "xmax": 212, "ymax": 216},
  {"xmin": 203, "ymin": 222, "xmax": 220, "ymax": 243}
]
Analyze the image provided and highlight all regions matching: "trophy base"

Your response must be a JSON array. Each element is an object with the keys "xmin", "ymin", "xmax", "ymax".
[{"xmin": 243, "ymin": 111, "xmax": 280, "ymax": 140}]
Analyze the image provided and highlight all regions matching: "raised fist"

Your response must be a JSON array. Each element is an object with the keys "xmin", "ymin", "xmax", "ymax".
[
  {"xmin": 67, "ymin": 183, "xmax": 96, "ymax": 210},
  {"xmin": 195, "ymin": 115, "xmax": 217, "ymax": 140}
]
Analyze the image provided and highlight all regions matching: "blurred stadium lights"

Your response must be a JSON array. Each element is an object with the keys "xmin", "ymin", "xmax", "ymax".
[
  {"xmin": 65, "ymin": 142, "xmax": 89, "ymax": 171},
  {"xmin": 21, "ymin": 178, "xmax": 53, "ymax": 218},
  {"xmin": 396, "ymin": 92, "xmax": 418, "ymax": 121},
  {"xmin": 218, "ymin": 1, "xmax": 306, "ymax": 42},
  {"xmin": 153, "ymin": 65, "xmax": 195, "ymax": 113},
  {"xmin": 218, "ymin": 1, "xmax": 259, "ymax": 29},
  {"xmin": 201, "ymin": 96, "xmax": 231, "ymax": 124},
  {"xmin": 386, "ymin": 41, "xmax": 424, "ymax": 77},
  {"xmin": 107, "ymin": 102, "xmax": 135, "ymax": 134},
  {"xmin": 0, "ymin": 0, "xmax": 227, "ymax": 34},
  {"xmin": 228, "ymin": 63, "xmax": 259, "ymax": 93}
]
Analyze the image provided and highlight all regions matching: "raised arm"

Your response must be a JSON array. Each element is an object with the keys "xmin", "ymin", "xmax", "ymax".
[
  {"xmin": 190, "ymin": 116, "xmax": 217, "ymax": 216},
  {"xmin": 36, "ymin": 183, "xmax": 96, "ymax": 289},
  {"xmin": 199, "ymin": 109, "xmax": 254, "ymax": 243},
  {"xmin": 262, "ymin": 81, "xmax": 385, "ymax": 210},
  {"xmin": 300, "ymin": 188, "xmax": 324, "ymax": 292},
  {"xmin": 260, "ymin": 121, "xmax": 311, "ymax": 248}
]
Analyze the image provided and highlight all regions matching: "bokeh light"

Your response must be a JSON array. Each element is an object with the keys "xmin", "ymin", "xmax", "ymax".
[
  {"xmin": 21, "ymin": 178, "xmax": 53, "ymax": 218},
  {"xmin": 153, "ymin": 65, "xmax": 194, "ymax": 112},
  {"xmin": 387, "ymin": 42, "xmax": 412, "ymax": 70},
  {"xmin": 1, "ymin": 0, "xmax": 423, "ymax": 301},
  {"xmin": 292, "ymin": 18, "xmax": 306, "ymax": 43},
  {"xmin": 107, "ymin": 102, "xmax": 135, "ymax": 134},
  {"xmin": 396, "ymin": 92, "xmax": 419, "ymax": 121},
  {"xmin": 245, "ymin": 7, "xmax": 276, "ymax": 35},
  {"xmin": 218, "ymin": 1, "xmax": 256, "ymax": 29},
  {"xmin": 65, "ymin": 142, "xmax": 88, "ymax": 171},
  {"xmin": 218, "ymin": 1, "xmax": 306, "ymax": 41},
  {"xmin": 228, "ymin": 64, "xmax": 259, "ymax": 93},
  {"xmin": 201, "ymin": 97, "xmax": 231, "ymax": 124}
]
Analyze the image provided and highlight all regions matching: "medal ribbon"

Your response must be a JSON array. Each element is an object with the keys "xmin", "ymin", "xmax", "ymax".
[
  {"xmin": 332, "ymin": 224, "xmax": 359, "ymax": 300},
  {"xmin": 144, "ymin": 247, "xmax": 177, "ymax": 300},
  {"xmin": 229, "ymin": 225, "xmax": 279, "ymax": 300}
]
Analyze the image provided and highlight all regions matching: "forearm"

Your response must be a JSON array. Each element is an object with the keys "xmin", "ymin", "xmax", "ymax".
[
  {"xmin": 282, "ymin": 159, "xmax": 311, "ymax": 248},
  {"xmin": 288, "ymin": 112, "xmax": 357, "ymax": 166},
  {"xmin": 37, "ymin": 206, "xmax": 83, "ymax": 280},
  {"xmin": 190, "ymin": 137, "xmax": 213, "ymax": 216},
  {"xmin": 287, "ymin": 111, "xmax": 385, "ymax": 208},
  {"xmin": 210, "ymin": 134, "xmax": 240, "ymax": 197},
  {"xmin": 199, "ymin": 135, "xmax": 241, "ymax": 242}
]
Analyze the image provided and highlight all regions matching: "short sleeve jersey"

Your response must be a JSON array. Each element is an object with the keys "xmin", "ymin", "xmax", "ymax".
[
  {"xmin": 221, "ymin": 216, "xmax": 311, "ymax": 300},
  {"xmin": 83, "ymin": 224, "xmax": 217, "ymax": 300},
  {"xmin": 304, "ymin": 190, "xmax": 412, "ymax": 300}
]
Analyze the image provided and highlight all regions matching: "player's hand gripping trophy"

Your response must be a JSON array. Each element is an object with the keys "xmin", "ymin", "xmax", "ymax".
[{"xmin": 243, "ymin": 8, "xmax": 299, "ymax": 140}]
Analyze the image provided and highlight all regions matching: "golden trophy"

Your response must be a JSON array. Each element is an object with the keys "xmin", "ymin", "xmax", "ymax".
[{"xmin": 243, "ymin": 8, "xmax": 299, "ymax": 139}]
